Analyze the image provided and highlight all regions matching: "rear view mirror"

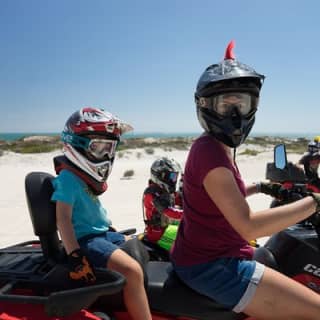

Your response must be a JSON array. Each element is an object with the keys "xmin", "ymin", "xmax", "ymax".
[{"xmin": 274, "ymin": 144, "xmax": 287, "ymax": 170}]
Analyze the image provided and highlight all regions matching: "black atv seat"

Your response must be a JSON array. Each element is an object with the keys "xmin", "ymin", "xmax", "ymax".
[
  {"xmin": 24, "ymin": 172, "xmax": 245, "ymax": 319},
  {"xmin": 94, "ymin": 261, "xmax": 246, "ymax": 320},
  {"xmin": 146, "ymin": 261, "xmax": 245, "ymax": 320}
]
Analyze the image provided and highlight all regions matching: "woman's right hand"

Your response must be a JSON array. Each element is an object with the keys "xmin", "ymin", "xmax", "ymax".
[
  {"xmin": 309, "ymin": 193, "xmax": 320, "ymax": 212},
  {"xmin": 257, "ymin": 182, "xmax": 284, "ymax": 198}
]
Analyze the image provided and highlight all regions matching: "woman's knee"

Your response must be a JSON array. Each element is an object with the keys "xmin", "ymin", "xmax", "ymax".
[{"xmin": 244, "ymin": 267, "xmax": 320, "ymax": 319}]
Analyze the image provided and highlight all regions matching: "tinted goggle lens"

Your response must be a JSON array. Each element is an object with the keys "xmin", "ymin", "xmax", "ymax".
[
  {"xmin": 167, "ymin": 172, "xmax": 178, "ymax": 183},
  {"xmin": 199, "ymin": 93, "xmax": 258, "ymax": 117},
  {"xmin": 88, "ymin": 139, "xmax": 117, "ymax": 160}
]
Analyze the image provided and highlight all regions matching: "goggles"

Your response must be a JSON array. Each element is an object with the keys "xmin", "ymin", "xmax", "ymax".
[
  {"xmin": 62, "ymin": 132, "xmax": 118, "ymax": 160},
  {"xmin": 87, "ymin": 139, "xmax": 118, "ymax": 160},
  {"xmin": 162, "ymin": 171, "xmax": 178, "ymax": 184},
  {"xmin": 198, "ymin": 92, "xmax": 258, "ymax": 117}
]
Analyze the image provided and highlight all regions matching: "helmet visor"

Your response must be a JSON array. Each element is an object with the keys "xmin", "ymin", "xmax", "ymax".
[
  {"xmin": 88, "ymin": 139, "xmax": 118, "ymax": 160},
  {"xmin": 162, "ymin": 171, "xmax": 178, "ymax": 185},
  {"xmin": 199, "ymin": 92, "xmax": 258, "ymax": 117}
]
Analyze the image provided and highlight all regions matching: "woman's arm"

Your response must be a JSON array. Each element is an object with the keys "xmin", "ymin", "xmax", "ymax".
[
  {"xmin": 245, "ymin": 183, "xmax": 260, "ymax": 197},
  {"xmin": 203, "ymin": 167, "xmax": 317, "ymax": 242},
  {"xmin": 56, "ymin": 201, "xmax": 80, "ymax": 254}
]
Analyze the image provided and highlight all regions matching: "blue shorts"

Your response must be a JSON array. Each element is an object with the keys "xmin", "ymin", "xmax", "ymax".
[
  {"xmin": 173, "ymin": 258, "xmax": 265, "ymax": 313},
  {"xmin": 78, "ymin": 231, "xmax": 126, "ymax": 268}
]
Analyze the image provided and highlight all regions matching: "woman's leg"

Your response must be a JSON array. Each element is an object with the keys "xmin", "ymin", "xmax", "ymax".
[
  {"xmin": 244, "ymin": 266, "xmax": 320, "ymax": 320},
  {"xmin": 107, "ymin": 248, "xmax": 152, "ymax": 320}
]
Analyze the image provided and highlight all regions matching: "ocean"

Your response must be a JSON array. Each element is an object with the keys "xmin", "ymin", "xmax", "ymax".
[
  {"xmin": 0, "ymin": 131, "xmax": 318, "ymax": 142},
  {"xmin": 0, "ymin": 132, "xmax": 199, "ymax": 142}
]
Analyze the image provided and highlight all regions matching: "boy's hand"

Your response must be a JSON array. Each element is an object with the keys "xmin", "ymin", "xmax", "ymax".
[{"xmin": 68, "ymin": 248, "xmax": 96, "ymax": 283}]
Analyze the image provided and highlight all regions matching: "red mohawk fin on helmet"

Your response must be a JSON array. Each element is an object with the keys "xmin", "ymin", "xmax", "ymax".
[{"xmin": 224, "ymin": 40, "xmax": 236, "ymax": 60}]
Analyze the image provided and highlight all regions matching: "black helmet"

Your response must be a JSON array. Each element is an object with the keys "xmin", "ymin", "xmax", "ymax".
[
  {"xmin": 150, "ymin": 157, "xmax": 181, "ymax": 193},
  {"xmin": 195, "ymin": 41, "xmax": 265, "ymax": 147},
  {"xmin": 308, "ymin": 141, "xmax": 319, "ymax": 155}
]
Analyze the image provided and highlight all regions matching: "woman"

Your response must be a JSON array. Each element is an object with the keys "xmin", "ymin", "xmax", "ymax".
[{"xmin": 170, "ymin": 41, "xmax": 320, "ymax": 319}]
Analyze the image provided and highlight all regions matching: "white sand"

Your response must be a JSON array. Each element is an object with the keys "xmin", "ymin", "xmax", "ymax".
[{"xmin": 0, "ymin": 145, "xmax": 301, "ymax": 248}]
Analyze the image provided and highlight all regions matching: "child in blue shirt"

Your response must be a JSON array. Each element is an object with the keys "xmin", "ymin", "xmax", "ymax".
[{"xmin": 51, "ymin": 107, "xmax": 151, "ymax": 320}]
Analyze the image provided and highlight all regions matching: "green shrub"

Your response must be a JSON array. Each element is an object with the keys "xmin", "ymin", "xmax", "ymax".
[
  {"xmin": 239, "ymin": 148, "xmax": 260, "ymax": 156},
  {"xmin": 123, "ymin": 169, "xmax": 134, "ymax": 178},
  {"xmin": 145, "ymin": 148, "xmax": 154, "ymax": 155},
  {"xmin": 7, "ymin": 144, "xmax": 59, "ymax": 154}
]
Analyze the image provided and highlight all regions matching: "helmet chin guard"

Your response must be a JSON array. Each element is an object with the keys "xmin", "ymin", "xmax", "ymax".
[
  {"xmin": 63, "ymin": 144, "xmax": 114, "ymax": 182},
  {"xmin": 196, "ymin": 103, "xmax": 256, "ymax": 148}
]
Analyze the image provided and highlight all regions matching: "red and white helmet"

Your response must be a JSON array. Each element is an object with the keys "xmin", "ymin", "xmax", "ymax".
[{"xmin": 61, "ymin": 107, "xmax": 133, "ymax": 182}]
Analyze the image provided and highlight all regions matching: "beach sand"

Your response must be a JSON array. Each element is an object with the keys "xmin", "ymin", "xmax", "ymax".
[{"xmin": 0, "ymin": 145, "xmax": 301, "ymax": 248}]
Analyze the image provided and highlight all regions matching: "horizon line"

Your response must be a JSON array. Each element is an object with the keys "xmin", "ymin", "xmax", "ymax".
[{"xmin": 0, "ymin": 130, "xmax": 318, "ymax": 135}]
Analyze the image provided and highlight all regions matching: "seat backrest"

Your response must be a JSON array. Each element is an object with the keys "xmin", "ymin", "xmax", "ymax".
[{"xmin": 25, "ymin": 172, "xmax": 64, "ymax": 262}]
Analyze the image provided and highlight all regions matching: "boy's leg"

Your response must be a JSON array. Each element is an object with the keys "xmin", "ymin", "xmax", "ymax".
[
  {"xmin": 107, "ymin": 248, "xmax": 152, "ymax": 320},
  {"xmin": 243, "ymin": 266, "xmax": 320, "ymax": 319}
]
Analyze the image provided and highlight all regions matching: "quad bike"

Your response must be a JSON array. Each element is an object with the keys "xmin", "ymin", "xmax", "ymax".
[
  {"xmin": 254, "ymin": 143, "xmax": 320, "ymax": 290},
  {"xmin": 1, "ymin": 145, "xmax": 320, "ymax": 319},
  {"xmin": 0, "ymin": 172, "xmax": 126, "ymax": 320},
  {"xmin": 0, "ymin": 172, "xmax": 253, "ymax": 320}
]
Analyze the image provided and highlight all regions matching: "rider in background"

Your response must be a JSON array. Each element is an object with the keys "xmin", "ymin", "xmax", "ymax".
[
  {"xmin": 170, "ymin": 41, "xmax": 320, "ymax": 319},
  {"xmin": 142, "ymin": 157, "xmax": 183, "ymax": 251},
  {"xmin": 51, "ymin": 107, "xmax": 152, "ymax": 320},
  {"xmin": 298, "ymin": 137, "xmax": 320, "ymax": 187}
]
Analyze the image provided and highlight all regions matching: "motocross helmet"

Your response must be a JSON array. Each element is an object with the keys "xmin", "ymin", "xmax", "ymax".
[
  {"xmin": 150, "ymin": 157, "xmax": 181, "ymax": 193},
  {"xmin": 61, "ymin": 107, "xmax": 133, "ymax": 183},
  {"xmin": 314, "ymin": 136, "xmax": 320, "ymax": 148},
  {"xmin": 195, "ymin": 41, "xmax": 265, "ymax": 147},
  {"xmin": 308, "ymin": 141, "xmax": 319, "ymax": 155}
]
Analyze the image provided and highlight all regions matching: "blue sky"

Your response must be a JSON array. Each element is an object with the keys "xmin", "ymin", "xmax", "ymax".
[{"xmin": 1, "ymin": 0, "xmax": 319, "ymax": 135}]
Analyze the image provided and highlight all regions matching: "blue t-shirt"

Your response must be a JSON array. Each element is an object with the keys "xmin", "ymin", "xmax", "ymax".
[{"xmin": 51, "ymin": 169, "xmax": 109, "ymax": 239}]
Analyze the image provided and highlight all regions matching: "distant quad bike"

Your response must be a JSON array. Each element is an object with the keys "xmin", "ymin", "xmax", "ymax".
[{"xmin": 265, "ymin": 143, "xmax": 320, "ymax": 207}]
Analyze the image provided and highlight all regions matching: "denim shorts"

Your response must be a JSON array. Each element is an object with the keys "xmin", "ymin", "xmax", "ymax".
[
  {"xmin": 173, "ymin": 258, "xmax": 265, "ymax": 312},
  {"xmin": 78, "ymin": 231, "xmax": 126, "ymax": 268}
]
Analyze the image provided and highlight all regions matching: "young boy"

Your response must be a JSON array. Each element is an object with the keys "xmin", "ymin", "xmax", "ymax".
[
  {"xmin": 142, "ymin": 157, "xmax": 183, "ymax": 251},
  {"xmin": 51, "ymin": 107, "xmax": 151, "ymax": 320}
]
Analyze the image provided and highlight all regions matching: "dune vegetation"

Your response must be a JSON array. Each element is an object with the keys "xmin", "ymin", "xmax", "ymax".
[{"xmin": 0, "ymin": 135, "xmax": 310, "ymax": 155}]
